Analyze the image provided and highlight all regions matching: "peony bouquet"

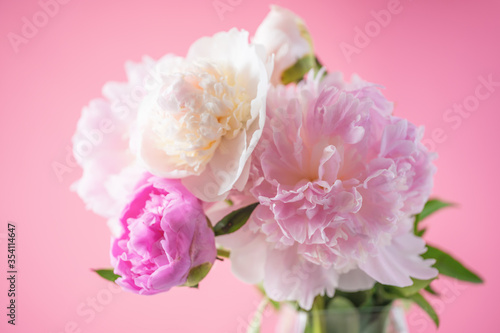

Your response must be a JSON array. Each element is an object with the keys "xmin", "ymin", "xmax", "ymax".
[{"xmin": 73, "ymin": 6, "xmax": 482, "ymax": 332}]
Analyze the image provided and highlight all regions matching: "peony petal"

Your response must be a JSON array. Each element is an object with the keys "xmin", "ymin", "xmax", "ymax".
[
  {"xmin": 263, "ymin": 246, "xmax": 338, "ymax": 310},
  {"xmin": 359, "ymin": 232, "xmax": 438, "ymax": 287},
  {"xmin": 229, "ymin": 233, "xmax": 268, "ymax": 284},
  {"xmin": 337, "ymin": 268, "xmax": 375, "ymax": 292}
]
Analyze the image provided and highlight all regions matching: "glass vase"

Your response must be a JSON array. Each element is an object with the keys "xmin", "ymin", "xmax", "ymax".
[{"xmin": 276, "ymin": 304, "xmax": 409, "ymax": 333}]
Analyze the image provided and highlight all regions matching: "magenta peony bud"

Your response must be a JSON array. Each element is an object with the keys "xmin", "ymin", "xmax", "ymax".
[{"xmin": 111, "ymin": 175, "xmax": 216, "ymax": 294}]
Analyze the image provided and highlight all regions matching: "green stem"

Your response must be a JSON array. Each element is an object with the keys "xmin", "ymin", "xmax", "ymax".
[
  {"xmin": 311, "ymin": 296, "xmax": 325, "ymax": 333},
  {"xmin": 216, "ymin": 248, "xmax": 230, "ymax": 258}
]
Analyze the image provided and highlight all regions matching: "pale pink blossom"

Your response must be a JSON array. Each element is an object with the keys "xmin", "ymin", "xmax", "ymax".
[
  {"xmin": 217, "ymin": 71, "xmax": 438, "ymax": 309},
  {"xmin": 253, "ymin": 5, "xmax": 314, "ymax": 85},
  {"xmin": 72, "ymin": 58, "xmax": 154, "ymax": 219}
]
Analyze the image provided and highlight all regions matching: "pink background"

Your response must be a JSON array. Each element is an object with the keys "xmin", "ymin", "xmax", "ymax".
[{"xmin": 1, "ymin": 0, "xmax": 499, "ymax": 332}]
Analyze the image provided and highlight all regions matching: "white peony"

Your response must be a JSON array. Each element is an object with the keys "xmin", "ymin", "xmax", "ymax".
[
  {"xmin": 132, "ymin": 29, "xmax": 272, "ymax": 201},
  {"xmin": 73, "ymin": 29, "xmax": 273, "ymax": 215}
]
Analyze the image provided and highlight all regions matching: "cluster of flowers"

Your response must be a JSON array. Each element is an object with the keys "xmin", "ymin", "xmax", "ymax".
[{"xmin": 73, "ymin": 6, "xmax": 437, "ymax": 310}]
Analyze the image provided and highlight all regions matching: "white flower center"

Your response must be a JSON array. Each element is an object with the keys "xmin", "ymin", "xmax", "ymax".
[{"xmin": 141, "ymin": 61, "xmax": 252, "ymax": 174}]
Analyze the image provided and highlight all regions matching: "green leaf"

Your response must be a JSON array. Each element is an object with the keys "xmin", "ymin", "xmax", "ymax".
[
  {"xmin": 424, "ymin": 285, "xmax": 439, "ymax": 296},
  {"xmin": 384, "ymin": 278, "xmax": 435, "ymax": 298},
  {"xmin": 414, "ymin": 199, "xmax": 454, "ymax": 235},
  {"xmin": 93, "ymin": 269, "xmax": 120, "ymax": 282},
  {"xmin": 423, "ymin": 245, "xmax": 483, "ymax": 283},
  {"xmin": 416, "ymin": 199, "xmax": 454, "ymax": 222},
  {"xmin": 410, "ymin": 293, "xmax": 439, "ymax": 327},
  {"xmin": 183, "ymin": 262, "xmax": 212, "ymax": 287},
  {"xmin": 281, "ymin": 54, "xmax": 318, "ymax": 85},
  {"xmin": 213, "ymin": 203, "xmax": 258, "ymax": 236},
  {"xmin": 415, "ymin": 228, "xmax": 426, "ymax": 237},
  {"xmin": 315, "ymin": 57, "xmax": 324, "ymax": 71}
]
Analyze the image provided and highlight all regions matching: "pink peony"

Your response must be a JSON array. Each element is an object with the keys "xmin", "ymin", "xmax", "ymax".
[
  {"xmin": 111, "ymin": 175, "xmax": 216, "ymax": 295},
  {"xmin": 217, "ymin": 71, "xmax": 438, "ymax": 309}
]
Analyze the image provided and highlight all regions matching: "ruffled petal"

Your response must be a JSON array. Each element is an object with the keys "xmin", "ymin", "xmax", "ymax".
[{"xmin": 359, "ymin": 232, "xmax": 438, "ymax": 287}]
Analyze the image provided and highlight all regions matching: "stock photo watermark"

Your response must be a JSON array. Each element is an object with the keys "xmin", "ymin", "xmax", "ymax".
[
  {"xmin": 51, "ymin": 62, "xmax": 160, "ymax": 183},
  {"xmin": 4, "ymin": 221, "xmax": 17, "ymax": 326},
  {"xmin": 339, "ymin": 0, "xmax": 406, "ymax": 63},
  {"xmin": 51, "ymin": 118, "xmax": 115, "ymax": 183},
  {"xmin": 212, "ymin": 0, "xmax": 243, "ymax": 21},
  {"xmin": 422, "ymin": 74, "xmax": 499, "ymax": 151},
  {"xmin": 55, "ymin": 282, "xmax": 122, "ymax": 333},
  {"xmin": 408, "ymin": 278, "xmax": 469, "ymax": 332},
  {"xmin": 235, "ymin": 298, "xmax": 273, "ymax": 333},
  {"xmin": 7, "ymin": 0, "xmax": 73, "ymax": 54}
]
